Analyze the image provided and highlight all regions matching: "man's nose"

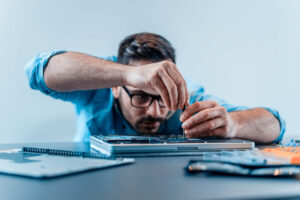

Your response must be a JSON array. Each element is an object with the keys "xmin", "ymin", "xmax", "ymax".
[{"xmin": 146, "ymin": 100, "xmax": 162, "ymax": 117}]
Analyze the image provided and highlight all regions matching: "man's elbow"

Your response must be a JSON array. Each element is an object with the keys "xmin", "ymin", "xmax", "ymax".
[
  {"xmin": 44, "ymin": 67, "xmax": 67, "ymax": 92},
  {"xmin": 261, "ymin": 108, "xmax": 282, "ymax": 144}
]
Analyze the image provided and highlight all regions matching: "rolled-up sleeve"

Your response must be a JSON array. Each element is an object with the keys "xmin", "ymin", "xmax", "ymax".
[
  {"xmin": 24, "ymin": 50, "xmax": 97, "ymax": 105},
  {"xmin": 187, "ymin": 79, "xmax": 285, "ymax": 143},
  {"xmin": 262, "ymin": 107, "xmax": 286, "ymax": 144}
]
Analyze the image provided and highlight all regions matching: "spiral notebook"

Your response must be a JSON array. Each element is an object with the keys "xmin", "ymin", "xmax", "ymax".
[
  {"xmin": 0, "ymin": 148, "xmax": 134, "ymax": 179},
  {"xmin": 23, "ymin": 146, "xmax": 211, "ymax": 158}
]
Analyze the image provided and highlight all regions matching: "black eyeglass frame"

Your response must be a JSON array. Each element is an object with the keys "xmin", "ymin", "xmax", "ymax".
[{"xmin": 122, "ymin": 86, "xmax": 167, "ymax": 108}]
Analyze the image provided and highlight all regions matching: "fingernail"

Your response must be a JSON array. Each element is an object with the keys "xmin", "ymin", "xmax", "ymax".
[
  {"xmin": 184, "ymin": 123, "xmax": 190, "ymax": 129},
  {"xmin": 182, "ymin": 122, "xmax": 187, "ymax": 129},
  {"xmin": 180, "ymin": 115, "xmax": 185, "ymax": 122},
  {"xmin": 179, "ymin": 116, "xmax": 184, "ymax": 122},
  {"xmin": 185, "ymin": 130, "xmax": 190, "ymax": 135}
]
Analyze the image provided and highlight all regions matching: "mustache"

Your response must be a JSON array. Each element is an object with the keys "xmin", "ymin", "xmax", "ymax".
[{"xmin": 137, "ymin": 116, "xmax": 164, "ymax": 124}]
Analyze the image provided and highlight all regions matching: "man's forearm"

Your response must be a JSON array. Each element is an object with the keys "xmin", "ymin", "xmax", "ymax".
[
  {"xmin": 44, "ymin": 52, "xmax": 130, "ymax": 91},
  {"xmin": 230, "ymin": 108, "xmax": 280, "ymax": 143},
  {"xmin": 43, "ymin": 51, "xmax": 188, "ymax": 110}
]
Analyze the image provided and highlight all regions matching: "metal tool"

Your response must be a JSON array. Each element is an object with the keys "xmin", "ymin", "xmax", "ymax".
[{"xmin": 182, "ymin": 106, "xmax": 186, "ymax": 140}]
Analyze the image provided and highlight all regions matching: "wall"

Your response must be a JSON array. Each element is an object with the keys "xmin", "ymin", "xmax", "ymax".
[{"xmin": 1, "ymin": 0, "xmax": 299, "ymax": 143}]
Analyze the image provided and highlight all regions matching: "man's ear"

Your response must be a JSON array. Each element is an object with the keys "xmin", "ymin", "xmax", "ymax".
[{"xmin": 112, "ymin": 86, "xmax": 121, "ymax": 99}]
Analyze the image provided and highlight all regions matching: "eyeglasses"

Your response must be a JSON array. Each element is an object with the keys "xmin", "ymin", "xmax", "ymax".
[{"xmin": 122, "ymin": 86, "xmax": 167, "ymax": 108}]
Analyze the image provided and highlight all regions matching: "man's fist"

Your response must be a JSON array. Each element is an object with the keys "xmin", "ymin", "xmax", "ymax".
[
  {"xmin": 180, "ymin": 101, "xmax": 236, "ymax": 138},
  {"xmin": 124, "ymin": 60, "xmax": 189, "ymax": 111}
]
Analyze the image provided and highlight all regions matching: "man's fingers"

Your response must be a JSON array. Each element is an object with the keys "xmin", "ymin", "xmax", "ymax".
[
  {"xmin": 207, "ymin": 127, "xmax": 227, "ymax": 138},
  {"xmin": 184, "ymin": 118, "xmax": 226, "ymax": 138},
  {"xmin": 165, "ymin": 62, "xmax": 187, "ymax": 109},
  {"xmin": 185, "ymin": 130, "xmax": 212, "ymax": 138},
  {"xmin": 152, "ymin": 76, "xmax": 171, "ymax": 109},
  {"xmin": 185, "ymin": 82, "xmax": 189, "ymax": 107},
  {"xmin": 182, "ymin": 106, "xmax": 226, "ymax": 130},
  {"xmin": 180, "ymin": 101, "xmax": 218, "ymax": 122},
  {"xmin": 158, "ymin": 69, "xmax": 178, "ymax": 110},
  {"xmin": 177, "ymin": 81, "xmax": 186, "ymax": 109},
  {"xmin": 186, "ymin": 127, "xmax": 227, "ymax": 138}
]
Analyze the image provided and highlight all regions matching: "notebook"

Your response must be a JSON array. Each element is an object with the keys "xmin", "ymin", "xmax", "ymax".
[{"xmin": 0, "ymin": 148, "xmax": 134, "ymax": 179}]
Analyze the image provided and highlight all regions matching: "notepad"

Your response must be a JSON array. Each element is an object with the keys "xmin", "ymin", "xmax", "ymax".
[
  {"xmin": 0, "ymin": 148, "xmax": 134, "ymax": 179},
  {"xmin": 262, "ymin": 147, "xmax": 300, "ymax": 164}
]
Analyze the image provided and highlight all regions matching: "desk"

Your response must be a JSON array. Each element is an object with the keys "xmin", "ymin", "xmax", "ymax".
[{"xmin": 0, "ymin": 142, "xmax": 300, "ymax": 200}]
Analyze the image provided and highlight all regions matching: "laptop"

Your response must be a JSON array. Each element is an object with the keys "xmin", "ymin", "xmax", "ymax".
[{"xmin": 90, "ymin": 135, "xmax": 255, "ymax": 156}]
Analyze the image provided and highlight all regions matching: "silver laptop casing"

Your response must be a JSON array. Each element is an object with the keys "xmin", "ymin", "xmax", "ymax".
[{"xmin": 90, "ymin": 135, "xmax": 255, "ymax": 155}]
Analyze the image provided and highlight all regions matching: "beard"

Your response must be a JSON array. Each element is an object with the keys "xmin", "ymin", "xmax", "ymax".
[{"xmin": 135, "ymin": 116, "xmax": 164, "ymax": 135}]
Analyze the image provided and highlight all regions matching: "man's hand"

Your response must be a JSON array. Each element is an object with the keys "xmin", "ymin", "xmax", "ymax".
[
  {"xmin": 180, "ymin": 101, "xmax": 236, "ymax": 138},
  {"xmin": 124, "ymin": 60, "xmax": 189, "ymax": 111}
]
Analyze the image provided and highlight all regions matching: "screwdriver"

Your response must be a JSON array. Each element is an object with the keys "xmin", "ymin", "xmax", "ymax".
[{"xmin": 182, "ymin": 98, "xmax": 190, "ymax": 140}]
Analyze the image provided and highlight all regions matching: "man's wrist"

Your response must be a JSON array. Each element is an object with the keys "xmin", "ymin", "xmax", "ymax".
[
  {"xmin": 121, "ymin": 65, "xmax": 135, "ymax": 86},
  {"xmin": 120, "ymin": 65, "xmax": 132, "ymax": 86}
]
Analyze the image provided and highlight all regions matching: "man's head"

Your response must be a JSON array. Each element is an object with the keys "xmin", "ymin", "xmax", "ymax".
[
  {"xmin": 112, "ymin": 32, "xmax": 176, "ymax": 135},
  {"xmin": 117, "ymin": 32, "xmax": 176, "ymax": 65}
]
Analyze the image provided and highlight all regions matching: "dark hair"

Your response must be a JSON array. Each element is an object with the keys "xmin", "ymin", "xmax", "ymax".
[{"xmin": 118, "ymin": 32, "xmax": 176, "ymax": 65}]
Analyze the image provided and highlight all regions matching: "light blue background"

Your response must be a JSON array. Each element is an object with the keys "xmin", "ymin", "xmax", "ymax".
[{"xmin": 1, "ymin": 0, "xmax": 299, "ymax": 143}]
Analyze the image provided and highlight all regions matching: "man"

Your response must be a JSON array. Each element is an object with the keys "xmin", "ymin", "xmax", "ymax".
[{"xmin": 25, "ymin": 32, "xmax": 285, "ymax": 143}]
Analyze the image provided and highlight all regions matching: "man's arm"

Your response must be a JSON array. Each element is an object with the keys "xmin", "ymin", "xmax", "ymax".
[
  {"xmin": 229, "ymin": 108, "xmax": 280, "ymax": 143},
  {"xmin": 180, "ymin": 101, "xmax": 281, "ymax": 144},
  {"xmin": 44, "ymin": 52, "xmax": 130, "ymax": 91},
  {"xmin": 44, "ymin": 51, "xmax": 188, "ymax": 110}
]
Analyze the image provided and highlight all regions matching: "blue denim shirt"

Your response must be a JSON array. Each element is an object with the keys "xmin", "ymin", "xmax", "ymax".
[{"xmin": 25, "ymin": 50, "xmax": 286, "ymax": 143}]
